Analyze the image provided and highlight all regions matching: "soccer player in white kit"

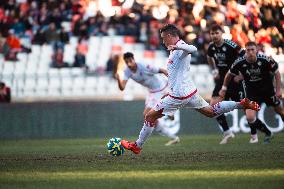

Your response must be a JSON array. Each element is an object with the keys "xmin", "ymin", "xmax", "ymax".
[
  {"xmin": 121, "ymin": 24, "xmax": 260, "ymax": 154},
  {"xmin": 115, "ymin": 52, "xmax": 180, "ymax": 146}
]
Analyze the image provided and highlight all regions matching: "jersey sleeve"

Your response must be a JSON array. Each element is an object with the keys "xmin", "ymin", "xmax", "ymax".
[
  {"xmin": 239, "ymin": 48, "xmax": 245, "ymax": 56},
  {"xmin": 207, "ymin": 44, "xmax": 214, "ymax": 57},
  {"xmin": 121, "ymin": 68, "xmax": 131, "ymax": 81},
  {"xmin": 230, "ymin": 41, "xmax": 242, "ymax": 55},
  {"xmin": 177, "ymin": 42, "xmax": 197, "ymax": 53},
  {"xmin": 268, "ymin": 57, "xmax": 279, "ymax": 73},
  {"xmin": 141, "ymin": 63, "xmax": 160, "ymax": 74},
  {"xmin": 229, "ymin": 60, "xmax": 240, "ymax": 75}
]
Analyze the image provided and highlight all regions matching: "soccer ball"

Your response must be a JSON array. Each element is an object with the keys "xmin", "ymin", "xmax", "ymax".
[{"xmin": 107, "ymin": 137, "xmax": 125, "ymax": 156}]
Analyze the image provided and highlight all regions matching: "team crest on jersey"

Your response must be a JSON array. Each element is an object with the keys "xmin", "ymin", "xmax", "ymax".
[
  {"xmin": 257, "ymin": 61, "xmax": 262, "ymax": 66},
  {"xmin": 242, "ymin": 64, "xmax": 247, "ymax": 67},
  {"xmin": 212, "ymin": 46, "xmax": 215, "ymax": 50},
  {"xmin": 222, "ymin": 46, "xmax": 227, "ymax": 51}
]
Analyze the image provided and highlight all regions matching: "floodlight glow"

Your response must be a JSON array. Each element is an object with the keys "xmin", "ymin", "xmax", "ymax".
[
  {"xmin": 152, "ymin": 4, "xmax": 169, "ymax": 20},
  {"xmin": 223, "ymin": 26, "xmax": 230, "ymax": 34},
  {"xmin": 200, "ymin": 19, "xmax": 206, "ymax": 30},
  {"xmin": 122, "ymin": 0, "xmax": 135, "ymax": 9},
  {"xmin": 98, "ymin": 0, "xmax": 116, "ymax": 17},
  {"xmin": 86, "ymin": 1, "xmax": 97, "ymax": 17}
]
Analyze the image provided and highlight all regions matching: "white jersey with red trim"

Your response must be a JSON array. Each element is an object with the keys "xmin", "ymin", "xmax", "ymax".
[
  {"xmin": 167, "ymin": 40, "xmax": 197, "ymax": 97},
  {"xmin": 122, "ymin": 62, "xmax": 168, "ymax": 93}
]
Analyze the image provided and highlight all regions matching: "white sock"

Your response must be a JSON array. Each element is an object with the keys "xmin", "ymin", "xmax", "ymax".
[
  {"xmin": 213, "ymin": 101, "xmax": 242, "ymax": 117},
  {"xmin": 155, "ymin": 121, "xmax": 177, "ymax": 139},
  {"xmin": 135, "ymin": 121, "xmax": 155, "ymax": 148},
  {"xmin": 223, "ymin": 129, "xmax": 232, "ymax": 135},
  {"xmin": 251, "ymin": 134, "xmax": 258, "ymax": 139}
]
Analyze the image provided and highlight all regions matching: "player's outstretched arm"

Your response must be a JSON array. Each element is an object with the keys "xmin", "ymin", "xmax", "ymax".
[
  {"xmin": 167, "ymin": 44, "xmax": 197, "ymax": 54},
  {"xmin": 115, "ymin": 73, "xmax": 127, "ymax": 91},
  {"xmin": 207, "ymin": 55, "xmax": 219, "ymax": 80},
  {"xmin": 159, "ymin": 68, "xmax": 168, "ymax": 77},
  {"xmin": 219, "ymin": 72, "xmax": 233, "ymax": 98}
]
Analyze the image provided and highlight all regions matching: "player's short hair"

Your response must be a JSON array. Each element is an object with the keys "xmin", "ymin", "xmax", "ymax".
[
  {"xmin": 210, "ymin": 24, "xmax": 224, "ymax": 32},
  {"xmin": 123, "ymin": 52, "xmax": 134, "ymax": 59},
  {"xmin": 245, "ymin": 41, "xmax": 257, "ymax": 48},
  {"xmin": 159, "ymin": 24, "xmax": 180, "ymax": 37}
]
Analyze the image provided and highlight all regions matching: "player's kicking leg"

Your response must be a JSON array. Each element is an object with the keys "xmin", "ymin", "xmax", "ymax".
[
  {"xmin": 121, "ymin": 108, "xmax": 163, "ymax": 154},
  {"xmin": 196, "ymin": 98, "xmax": 260, "ymax": 118}
]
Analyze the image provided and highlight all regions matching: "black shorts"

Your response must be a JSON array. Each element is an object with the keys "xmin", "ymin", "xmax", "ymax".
[
  {"xmin": 212, "ymin": 80, "xmax": 244, "ymax": 101},
  {"xmin": 247, "ymin": 94, "xmax": 281, "ymax": 107}
]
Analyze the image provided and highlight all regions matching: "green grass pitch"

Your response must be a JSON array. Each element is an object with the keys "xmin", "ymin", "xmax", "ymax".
[{"xmin": 0, "ymin": 133, "xmax": 284, "ymax": 189}]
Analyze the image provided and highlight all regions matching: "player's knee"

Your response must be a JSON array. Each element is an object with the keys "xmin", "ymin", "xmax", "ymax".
[
  {"xmin": 208, "ymin": 112, "xmax": 216, "ymax": 118},
  {"xmin": 204, "ymin": 112, "xmax": 216, "ymax": 118},
  {"xmin": 143, "ymin": 111, "xmax": 147, "ymax": 118},
  {"xmin": 145, "ymin": 113, "xmax": 156, "ymax": 123},
  {"xmin": 144, "ymin": 114, "xmax": 158, "ymax": 127},
  {"xmin": 207, "ymin": 107, "xmax": 217, "ymax": 118},
  {"xmin": 246, "ymin": 116, "xmax": 256, "ymax": 123}
]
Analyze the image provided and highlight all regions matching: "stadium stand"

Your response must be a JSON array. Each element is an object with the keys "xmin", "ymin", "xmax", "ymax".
[{"xmin": 0, "ymin": 0, "xmax": 283, "ymax": 101}]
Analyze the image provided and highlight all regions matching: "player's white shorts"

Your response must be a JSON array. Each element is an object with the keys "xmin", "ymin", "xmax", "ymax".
[
  {"xmin": 153, "ymin": 89, "xmax": 209, "ymax": 116},
  {"xmin": 145, "ymin": 90, "xmax": 167, "ymax": 108}
]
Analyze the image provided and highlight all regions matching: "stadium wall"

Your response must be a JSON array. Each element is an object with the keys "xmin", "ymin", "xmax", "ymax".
[{"xmin": 0, "ymin": 100, "xmax": 283, "ymax": 139}]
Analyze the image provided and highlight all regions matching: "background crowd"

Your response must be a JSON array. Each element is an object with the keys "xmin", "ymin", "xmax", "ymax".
[{"xmin": 0, "ymin": 0, "xmax": 283, "ymax": 65}]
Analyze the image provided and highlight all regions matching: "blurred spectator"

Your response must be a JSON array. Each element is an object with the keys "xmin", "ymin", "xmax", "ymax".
[
  {"xmin": 226, "ymin": 0, "xmax": 240, "ymax": 25},
  {"xmin": 94, "ymin": 11, "xmax": 108, "ymax": 36},
  {"xmin": 51, "ymin": 48, "xmax": 69, "ymax": 68},
  {"xmin": 73, "ymin": 16, "xmax": 84, "ymax": 37},
  {"xmin": 87, "ymin": 17, "xmax": 96, "ymax": 35},
  {"xmin": 44, "ymin": 22, "xmax": 62, "ymax": 50},
  {"xmin": 11, "ymin": 17, "xmax": 26, "ymax": 36},
  {"xmin": 76, "ymin": 37, "xmax": 88, "ymax": 55},
  {"xmin": 260, "ymin": 0, "xmax": 274, "ymax": 28},
  {"xmin": 32, "ymin": 28, "xmax": 46, "ymax": 45},
  {"xmin": 270, "ymin": 26, "xmax": 283, "ymax": 54},
  {"xmin": 60, "ymin": 27, "xmax": 70, "ymax": 44},
  {"xmin": 0, "ymin": 82, "xmax": 11, "ymax": 103},
  {"xmin": 73, "ymin": 47, "xmax": 87, "ymax": 68},
  {"xmin": 0, "ymin": 0, "xmax": 283, "ymax": 68},
  {"xmin": 72, "ymin": 35, "xmax": 88, "ymax": 70},
  {"xmin": 4, "ymin": 30, "xmax": 21, "ymax": 61},
  {"xmin": 59, "ymin": 2, "xmax": 72, "ymax": 22},
  {"xmin": 49, "ymin": 8, "xmax": 62, "ymax": 29},
  {"xmin": 246, "ymin": 0, "xmax": 262, "ymax": 32},
  {"xmin": 0, "ymin": 33, "xmax": 6, "ymax": 54},
  {"xmin": 231, "ymin": 24, "xmax": 249, "ymax": 47},
  {"xmin": 256, "ymin": 28, "xmax": 271, "ymax": 44},
  {"xmin": 3, "ymin": 30, "xmax": 31, "ymax": 61}
]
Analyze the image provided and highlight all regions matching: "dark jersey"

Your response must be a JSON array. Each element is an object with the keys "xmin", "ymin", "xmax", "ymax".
[
  {"xmin": 230, "ymin": 54, "xmax": 278, "ymax": 97},
  {"xmin": 207, "ymin": 39, "xmax": 244, "ymax": 99},
  {"xmin": 207, "ymin": 39, "xmax": 243, "ymax": 79}
]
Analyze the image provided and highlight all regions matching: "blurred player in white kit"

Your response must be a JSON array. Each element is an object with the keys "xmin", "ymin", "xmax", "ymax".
[{"xmin": 115, "ymin": 52, "xmax": 180, "ymax": 146}]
